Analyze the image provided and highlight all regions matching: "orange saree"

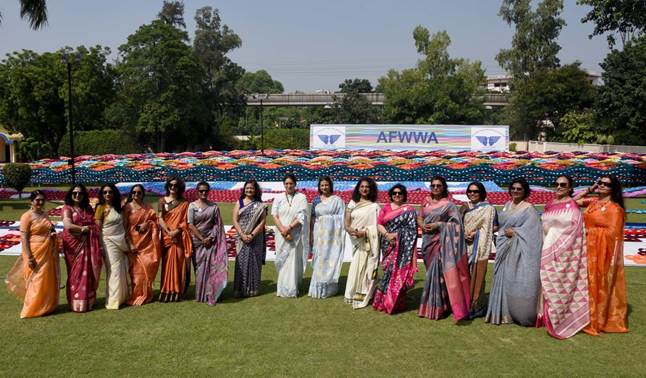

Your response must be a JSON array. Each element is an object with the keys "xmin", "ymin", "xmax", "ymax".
[
  {"xmin": 6, "ymin": 212, "xmax": 60, "ymax": 318},
  {"xmin": 124, "ymin": 203, "xmax": 161, "ymax": 305},
  {"xmin": 583, "ymin": 199, "xmax": 628, "ymax": 335},
  {"xmin": 158, "ymin": 199, "xmax": 192, "ymax": 302}
]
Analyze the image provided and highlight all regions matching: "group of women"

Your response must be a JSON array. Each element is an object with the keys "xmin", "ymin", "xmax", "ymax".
[{"xmin": 7, "ymin": 173, "xmax": 629, "ymax": 339}]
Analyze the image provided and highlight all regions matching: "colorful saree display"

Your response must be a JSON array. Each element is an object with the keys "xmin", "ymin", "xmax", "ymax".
[
  {"xmin": 344, "ymin": 200, "xmax": 381, "ymax": 309},
  {"xmin": 234, "ymin": 200, "xmax": 267, "ymax": 297},
  {"xmin": 309, "ymin": 195, "xmax": 346, "ymax": 299},
  {"xmin": 6, "ymin": 212, "xmax": 60, "ymax": 318},
  {"xmin": 188, "ymin": 202, "xmax": 228, "ymax": 305},
  {"xmin": 418, "ymin": 198, "xmax": 471, "ymax": 321},
  {"xmin": 96, "ymin": 205, "xmax": 130, "ymax": 310},
  {"xmin": 159, "ymin": 199, "xmax": 192, "ymax": 302},
  {"xmin": 486, "ymin": 201, "xmax": 542, "ymax": 326},
  {"xmin": 124, "ymin": 203, "xmax": 161, "ymax": 306},
  {"xmin": 583, "ymin": 199, "xmax": 628, "ymax": 335},
  {"xmin": 272, "ymin": 192, "xmax": 309, "ymax": 298},
  {"xmin": 372, "ymin": 203, "xmax": 418, "ymax": 314},
  {"xmin": 62, "ymin": 205, "xmax": 102, "ymax": 312},
  {"xmin": 538, "ymin": 198, "xmax": 589, "ymax": 339}
]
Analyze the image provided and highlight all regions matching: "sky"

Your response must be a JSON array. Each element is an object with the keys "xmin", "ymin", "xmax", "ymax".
[{"xmin": 0, "ymin": 0, "xmax": 609, "ymax": 92}]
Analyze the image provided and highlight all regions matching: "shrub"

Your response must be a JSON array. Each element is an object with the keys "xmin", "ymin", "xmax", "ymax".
[
  {"xmin": 3, "ymin": 163, "xmax": 32, "ymax": 194},
  {"xmin": 58, "ymin": 130, "xmax": 139, "ymax": 156},
  {"xmin": 248, "ymin": 128, "xmax": 310, "ymax": 149},
  {"xmin": 509, "ymin": 142, "xmax": 517, "ymax": 152}
]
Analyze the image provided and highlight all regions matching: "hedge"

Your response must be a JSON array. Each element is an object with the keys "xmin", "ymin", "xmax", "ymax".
[{"xmin": 59, "ymin": 129, "xmax": 139, "ymax": 156}]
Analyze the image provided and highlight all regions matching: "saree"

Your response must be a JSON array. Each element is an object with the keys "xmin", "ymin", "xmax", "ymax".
[
  {"xmin": 234, "ymin": 200, "xmax": 267, "ymax": 297},
  {"xmin": 96, "ymin": 205, "xmax": 130, "ymax": 310},
  {"xmin": 583, "ymin": 199, "xmax": 628, "ymax": 335},
  {"xmin": 486, "ymin": 202, "xmax": 542, "ymax": 326},
  {"xmin": 189, "ymin": 202, "xmax": 228, "ymax": 305},
  {"xmin": 272, "ymin": 192, "xmax": 309, "ymax": 298},
  {"xmin": 6, "ymin": 213, "xmax": 60, "ymax": 318},
  {"xmin": 537, "ymin": 198, "xmax": 589, "ymax": 339},
  {"xmin": 308, "ymin": 195, "xmax": 346, "ymax": 299},
  {"xmin": 418, "ymin": 198, "xmax": 471, "ymax": 321},
  {"xmin": 62, "ymin": 205, "xmax": 102, "ymax": 312},
  {"xmin": 159, "ymin": 199, "xmax": 193, "ymax": 302},
  {"xmin": 463, "ymin": 201, "xmax": 497, "ymax": 318},
  {"xmin": 124, "ymin": 203, "xmax": 161, "ymax": 306},
  {"xmin": 344, "ymin": 200, "xmax": 380, "ymax": 309},
  {"xmin": 372, "ymin": 204, "xmax": 418, "ymax": 314}
]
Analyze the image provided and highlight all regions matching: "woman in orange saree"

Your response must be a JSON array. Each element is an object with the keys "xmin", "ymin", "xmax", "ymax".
[
  {"xmin": 158, "ymin": 177, "xmax": 192, "ymax": 302},
  {"xmin": 6, "ymin": 190, "xmax": 60, "ymax": 318},
  {"xmin": 124, "ymin": 184, "xmax": 161, "ymax": 305},
  {"xmin": 576, "ymin": 174, "xmax": 628, "ymax": 335}
]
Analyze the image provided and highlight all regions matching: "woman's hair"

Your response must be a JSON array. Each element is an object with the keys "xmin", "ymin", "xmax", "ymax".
[
  {"xmin": 240, "ymin": 179, "xmax": 262, "ymax": 202},
  {"xmin": 317, "ymin": 176, "xmax": 334, "ymax": 194},
  {"xmin": 196, "ymin": 181, "xmax": 210, "ymax": 191},
  {"xmin": 98, "ymin": 183, "xmax": 122, "ymax": 213},
  {"xmin": 283, "ymin": 173, "xmax": 297, "ymax": 184},
  {"xmin": 351, "ymin": 177, "xmax": 378, "ymax": 203},
  {"xmin": 165, "ymin": 176, "xmax": 185, "ymax": 199},
  {"xmin": 126, "ymin": 184, "xmax": 146, "ymax": 203},
  {"xmin": 430, "ymin": 175, "xmax": 449, "ymax": 199},
  {"xmin": 388, "ymin": 183, "xmax": 407, "ymax": 203},
  {"xmin": 599, "ymin": 174, "xmax": 625, "ymax": 209},
  {"xmin": 508, "ymin": 177, "xmax": 531, "ymax": 200},
  {"xmin": 64, "ymin": 184, "xmax": 91, "ymax": 210},
  {"xmin": 556, "ymin": 175, "xmax": 574, "ymax": 197},
  {"xmin": 30, "ymin": 189, "xmax": 47, "ymax": 202},
  {"xmin": 467, "ymin": 181, "xmax": 487, "ymax": 201}
]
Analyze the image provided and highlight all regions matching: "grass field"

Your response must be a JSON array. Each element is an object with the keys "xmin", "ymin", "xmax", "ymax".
[{"xmin": 1, "ymin": 196, "xmax": 645, "ymax": 376}]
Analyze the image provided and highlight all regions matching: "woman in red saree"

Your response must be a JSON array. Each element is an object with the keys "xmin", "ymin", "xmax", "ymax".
[
  {"xmin": 576, "ymin": 174, "xmax": 628, "ymax": 335},
  {"xmin": 124, "ymin": 184, "xmax": 161, "ymax": 305},
  {"xmin": 62, "ymin": 184, "xmax": 102, "ymax": 312},
  {"xmin": 6, "ymin": 190, "xmax": 60, "ymax": 318},
  {"xmin": 158, "ymin": 177, "xmax": 192, "ymax": 302},
  {"xmin": 373, "ymin": 184, "xmax": 418, "ymax": 314}
]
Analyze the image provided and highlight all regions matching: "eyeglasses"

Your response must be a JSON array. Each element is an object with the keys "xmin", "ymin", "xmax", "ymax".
[
  {"xmin": 510, "ymin": 187, "xmax": 524, "ymax": 192},
  {"xmin": 598, "ymin": 181, "xmax": 613, "ymax": 188},
  {"xmin": 430, "ymin": 184, "xmax": 443, "ymax": 188},
  {"xmin": 467, "ymin": 190, "xmax": 480, "ymax": 194},
  {"xmin": 103, "ymin": 190, "xmax": 113, "ymax": 195},
  {"xmin": 555, "ymin": 182, "xmax": 569, "ymax": 188},
  {"xmin": 198, "ymin": 190, "xmax": 209, "ymax": 194},
  {"xmin": 71, "ymin": 191, "xmax": 83, "ymax": 197}
]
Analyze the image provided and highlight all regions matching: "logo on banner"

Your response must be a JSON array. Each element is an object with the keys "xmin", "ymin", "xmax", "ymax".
[
  {"xmin": 311, "ymin": 127, "xmax": 346, "ymax": 149},
  {"xmin": 471, "ymin": 128, "xmax": 506, "ymax": 151}
]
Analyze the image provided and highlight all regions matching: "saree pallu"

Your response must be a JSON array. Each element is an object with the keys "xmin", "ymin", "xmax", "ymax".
[
  {"xmin": 62, "ymin": 205, "xmax": 102, "ymax": 312},
  {"xmin": 97, "ymin": 205, "xmax": 130, "ymax": 310},
  {"xmin": 463, "ymin": 202, "xmax": 497, "ymax": 318},
  {"xmin": 344, "ymin": 201, "xmax": 381, "ymax": 309},
  {"xmin": 372, "ymin": 204, "xmax": 418, "ymax": 314},
  {"xmin": 124, "ymin": 203, "xmax": 161, "ymax": 306},
  {"xmin": 272, "ymin": 192, "xmax": 309, "ymax": 298},
  {"xmin": 583, "ymin": 199, "xmax": 628, "ymax": 335},
  {"xmin": 538, "ymin": 198, "xmax": 589, "ymax": 339},
  {"xmin": 234, "ymin": 201, "xmax": 267, "ymax": 297},
  {"xmin": 159, "ymin": 200, "xmax": 192, "ymax": 302},
  {"xmin": 418, "ymin": 199, "xmax": 471, "ymax": 321},
  {"xmin": 6, "ymin": 214, "xmax": 60, "ymax": 318},
  {"xmin": 309, "ymin": 195, "xmax": 346, "ymax": 299},
  {"xmin": 191, "ymin": 203, "xmax": 228, "ymax": 305},
  {"xmin": 486, "ymin": 202, "xmax": 542, "ymax": 326}
]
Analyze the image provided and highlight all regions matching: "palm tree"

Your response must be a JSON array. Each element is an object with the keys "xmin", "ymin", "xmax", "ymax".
[{"xmin": 0, "ymin": 0, "xmax": 48, "ymax": 29}]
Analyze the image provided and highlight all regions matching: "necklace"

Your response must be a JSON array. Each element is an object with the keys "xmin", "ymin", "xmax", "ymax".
[{"xmin": 286, "ymin": 193, "xmax": 294, "ymax": 207}]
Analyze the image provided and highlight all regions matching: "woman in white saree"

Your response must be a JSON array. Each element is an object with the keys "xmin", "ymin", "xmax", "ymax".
[
  {"xmin": 272, "ymin": 174, "xmax": 309, "ymax": 298},
  {"xmin": 344, "ymin": 177, "xmax": 381, "ymax": 309}
]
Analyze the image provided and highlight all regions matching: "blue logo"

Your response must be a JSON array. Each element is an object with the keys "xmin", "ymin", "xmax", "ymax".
[
  {"xmin": 318, "ymin": 134, "xmax": 341, "ymax": 145},
  {"xmin": 476, "ymin": 135, "xmax": 501, "ymax": 146}
]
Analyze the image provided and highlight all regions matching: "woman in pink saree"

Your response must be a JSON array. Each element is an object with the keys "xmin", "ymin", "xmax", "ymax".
[
  {"xmin": 61, "ymin": 184, "xmax": 102, "ymax": 312},
  {"xmin": 537, "ymin": 175, "xmax": 589, "ymax": 339},
  {"xmin": 373, "ymin": 184, "xmax": 418, "ymax": 314},
  {"xmin": 418, "ymin": 176, "xmax": 471, "ymax": 321}
]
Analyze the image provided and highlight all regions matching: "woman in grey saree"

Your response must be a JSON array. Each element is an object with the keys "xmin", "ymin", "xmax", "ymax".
[
  {"xmin": 232, "ymin": 180, "xmax": 268, "ymax": 297},
  {"xmin": 486, "ymin": 178, "xmax": 543, "ymax": 326}
]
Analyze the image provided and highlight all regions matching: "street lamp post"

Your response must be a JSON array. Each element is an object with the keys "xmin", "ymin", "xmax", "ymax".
[
  {"xmin": 61, "ymin": 52, "xmax": 80, "ymax": 185},
  {"xmin": 260, "ymin": 98, "xmax": 264, "ymax": 155}
]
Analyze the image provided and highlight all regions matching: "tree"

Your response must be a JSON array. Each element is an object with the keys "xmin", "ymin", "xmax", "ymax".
[
  {"xmin": 496, "ymin": 0, "xmax": 565, "ymax": 80},
  {"xmin": 594, "ymin": 35, "xmax": 646, "ymax": 145},
  {"xmin": 338, "ymin": 78, "xmax": 373, "ymax": 93},
  {"xmin": 158, "ymin": 0, "xmax": 185, "ymax": 28},
  {"xmin": 3, "ymin": 163, "xmax": 32, "ymax": 195},
  {"xmin": 378, "ymin": 26, "xmax": 486, "ymax": 124},
  {"xmin": 578, "ymin": 0, "xmax": 646, "ymax": 47},
  {"xmin": 237, "ymin": 70, "xmax": 284, "ymax": 94},
  {"xmin": 559, "ymin": 111, "xmax": 598, "ymax": 144},
  {"xmin": 0, "ymin": 0, "xmax": 47, "ymax": 29}
]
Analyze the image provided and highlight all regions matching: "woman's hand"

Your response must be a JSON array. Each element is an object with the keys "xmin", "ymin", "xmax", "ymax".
[
  {"xmin": 465, "ymin": 230, "xmax": 475, "ymax": 243},
  {"xmin": 28, "ymin": 256, "xmax": 37, "ymax": 270},
  {"xmin": 504, "ymin": 228, "xmax": 514, "ymax": 238},
  {"xmin": 423, "ymin": 223, "xmax": 436, "ymax": 233},
  {"xmin": 355, "ymin": 230, "xmax": 366, "ymax": 239},
  {"xmin": 138, "ymin": 223, "xmax": 148, "ymax": 233},
  {"xmin": 386, "ymin": 232, "xmax": 397, "ymax": 242}
]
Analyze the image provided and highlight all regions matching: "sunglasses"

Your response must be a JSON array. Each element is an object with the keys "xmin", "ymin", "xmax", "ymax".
[
  {"xmin": 555, "ymin": 182, "xmax": 569, "ymax": 188},
  {"xmin": 510, "ymin": 187, "xmax": 524, "ymax": 192},
  {"xmin": 198, "ymin": 190, "xmax": 209, "ymax": 194},
  {"xmin": 391, "ymin": 191, "xmax": 403, "ymax": 196},
  {"xmin": 467, "ymin": 190, "xmax": 480, "ymax": 194},
  {"xmin": 103, "ymin": 190, "xmax": 113, "ymax": 195},
  {"xmin": 598, "ymin": 181, "xmax": 613, "ymax": 188},
  {"xmin": 71, "ymin": 191, "xmax": 83, "ymax": 196},
  {"xmin": 131, "ymin": 191, "xmax": 143, "ymax": 195},
  {"xmin": 168, "ymin": 183, "xmax": 177, "ymax": 188},
  {"xmin": 430, "ymin": 184, "xmax": 443, "ymax": 188}
]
